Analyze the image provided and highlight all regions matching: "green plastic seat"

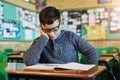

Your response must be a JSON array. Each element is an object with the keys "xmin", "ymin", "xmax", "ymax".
[
  {"xmin": 78, "ymin": 52, "xmax": 88, "ymax": 64},
  {"xmin": 0, "ymin": 48, "xmax": 14, "ymax": 57},
  {"xmin": 0, "ymin": 51, "xmax": 8, "ymax": 62},
  {"xmin": 0, "ymin": 65, "xmax": 8, "ymax": 80},
  {"xmin": 96, "ymin": 48, "xmax": 108, "ymax": 57},
  {"xmin": 106, "ymin": 47, "xmax": 119, "ymax": 53},
  {"xmin": 0, "ymin": 50, "xmax": 8, "ymax": 80},
  {"xmin": 3, "ymin": 48, "xmax": 14, "ymax": 54}
]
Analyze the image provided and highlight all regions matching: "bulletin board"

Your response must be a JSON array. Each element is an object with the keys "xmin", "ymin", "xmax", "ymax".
[
  {"xmin": 107, "ymin": 7, "xmax": 120, "ymax": 39},
  {"xmin": 0, "ymin": 1, "xmax": 36, "ymax": 41},
  {"xmin": 61, "ymin": 8, "xmax": 108, "ymax": 40},
  {"xmin": 61, "ymin": 7, "xmax": 120, "ymax": 40}
]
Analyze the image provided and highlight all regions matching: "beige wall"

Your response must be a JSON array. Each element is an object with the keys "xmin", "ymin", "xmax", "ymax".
[
  {"xmin": 47, "ymin": 0, "xmax": 120, "ymax": 10},
  {"xmin": 0, "ymin": 41, "xmax": 31, "ymax": 51},
  {"xmin": 1, "ymin": 40, "xmax": 120, "ymax": 51},
  {"xmin": 88, "ymin": 40, "xmax": 120, "ymax": 49}
]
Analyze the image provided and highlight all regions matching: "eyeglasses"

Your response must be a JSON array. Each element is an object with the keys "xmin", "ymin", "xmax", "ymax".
[{"xmin": 42, "ymin": 23, "xmax": 60, "ymax": 33}]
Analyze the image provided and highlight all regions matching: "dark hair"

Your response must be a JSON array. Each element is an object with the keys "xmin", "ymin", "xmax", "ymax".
[{"xmin": 39, "ymin": 6, "xmax": 61, "ymax": 25}]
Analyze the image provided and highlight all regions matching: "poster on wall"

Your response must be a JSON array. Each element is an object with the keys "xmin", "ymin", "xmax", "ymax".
[
  {"xmin": 86, "ymin": 8, "xmax": 109, "ymax": 40},
  {"xmin": 62, "ymin": 10, "xmax": 81, "ymax": 36},
  {"xmin": 109, "ymin": 7, "xmax": 120, "ymax": 33},
  {"xmin": 0, "ymin": 1, "xmax": 3, "ymax": 35},
  {"xmin": 25, "ymin": 29, "xmax": 33, "ymax": 40},
  {"xmin": 16, "ymin": 7, "xmax": 36, "ymax": 40},
  {"xmin": 2, "ymin": 19, "xmax": 20, "ymax": 39},
  {"xmin": 0, "ymin": 19, "xmax": 3, "ymax": 35},
  {"xmin": 61, "ymin": 8, "xmax": 109, "ymax": 40},
  {"xmin": 0, "ymin": 1, "xmax": 3, "ymax": 19},
  {"xmin": 16, "ymin": 7, "xmax": 36, "ymax": 30}
]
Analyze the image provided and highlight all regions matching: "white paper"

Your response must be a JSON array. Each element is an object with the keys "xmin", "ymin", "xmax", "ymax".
[{"xmin": 25, "ymin": 29, "xmax": 33, "ymax": 40}]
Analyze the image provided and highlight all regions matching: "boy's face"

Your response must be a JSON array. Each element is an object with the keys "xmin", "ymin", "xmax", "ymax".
[{"xmin": 41, "ymin": 20, "xmax": 61, "ymax": 40}]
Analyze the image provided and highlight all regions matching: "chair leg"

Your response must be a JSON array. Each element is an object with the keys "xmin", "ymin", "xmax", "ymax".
[
  {"xmin": 112, "ymin": 58, "xmax": 119, "ymax": 80},
  {"xmin": 104, "ymin": 69, "xmax": 116, "ymax": 80},
  {"xmin": 99, "ymin": 61, "xmax": 112, "ymax": 72},
  {"xmin": 98, "ymin": 61, "xmax": 114, "ymax": 80}
]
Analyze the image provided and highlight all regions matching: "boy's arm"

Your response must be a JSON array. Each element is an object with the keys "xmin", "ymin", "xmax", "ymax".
[{"xmin": 23, "ymin": 35, "xmax": 49, "ymax": 66}]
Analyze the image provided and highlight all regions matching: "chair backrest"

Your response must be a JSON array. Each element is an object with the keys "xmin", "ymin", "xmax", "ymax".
[
  {"xmin": 78, "ymin": 52, "xmax": 87, "ymax": 64},
  {"xmin": 3, "ymin": 48, "xmax": 13, "ymax": 54},
  {"xmin": 0, "ymin": 65, "xmax": 8, "ymax": 80},
  {"xmin": 0, "ymin": 50, "xmax": 8, "ymax": 80},
  {"xmin": 106, "ymin": 47, "xmax": 119, "ymax": 53},
  {"xmin": 0, "ymin": 51, "xmax": 8, "ymax": 62},
  {"xmin": 96, "ymin": 48, "xmax": 108, "ymax": 57}
]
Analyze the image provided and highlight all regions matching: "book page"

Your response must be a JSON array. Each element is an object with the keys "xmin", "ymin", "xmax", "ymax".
[
  {"xmin": 55, "ymin": 62, "xmax": 95, "ymax": 71},
  {"xmin": 24, "ymin": 64, "xmax": 62, "ymax": 71},
  {"xmin": 24, "ymin": 62, "xmax": 95, "ymax": 71}
]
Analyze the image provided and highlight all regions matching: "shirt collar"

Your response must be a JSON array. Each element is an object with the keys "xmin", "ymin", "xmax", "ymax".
[{"xmin": 52, "ymin": 30, "xmax": 64, "ymax": 42}]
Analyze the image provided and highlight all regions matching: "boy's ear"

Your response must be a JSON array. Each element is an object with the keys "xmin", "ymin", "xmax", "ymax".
[{"xmin": 40, "ymin": 24, "xmax": 44, "ymax": 27}]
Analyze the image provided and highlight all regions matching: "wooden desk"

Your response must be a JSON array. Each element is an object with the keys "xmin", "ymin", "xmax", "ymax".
[
  {"xmin": 7, "ymin": 51, "xmax": 25, "ymax": 56},
  {"xmin": 99, "ymin": 57, "xmax": 113, "ymax": 63},
  {"xmin": 98, "ymin": 56, "xmax": 113, "ymax": 72},
  {"xmin": 8, "ymin": 55, "xmax": 23, "ymax": 59},
  {"xmin": 8, "ymin": 51, "xmax": 24, "ymax": 62},
  {"xmin": 100, "ymin": 53, "xmax": 119, "ymax": 57},
  {"xmin": 8, "ymin": 55, "xmax": 23, "ymax": 62},
  {"xmin": 100, "ymin": 53, "xmax": 119, "ymax": 62},
  {"xmin": 6, "ymin": 63, "xmax": 106, "ymax": 80}
]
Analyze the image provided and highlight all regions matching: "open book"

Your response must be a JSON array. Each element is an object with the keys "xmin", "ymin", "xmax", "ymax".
[{"xmin": 24, "ymin": 62, "xmax": 95, "ymax": 71}]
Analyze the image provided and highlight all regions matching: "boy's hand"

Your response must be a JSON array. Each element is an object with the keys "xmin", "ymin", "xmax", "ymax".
[{"xmin": 40, "ymin": 25, "xmax": 49, "ymax": 39}]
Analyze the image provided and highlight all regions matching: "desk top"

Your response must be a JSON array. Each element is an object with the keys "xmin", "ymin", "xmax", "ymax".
[
  {"xmin": 99, "ymin": 57, "xmax": 113, "ymax": 62},
  {"xmin": 8, "ymin": 55, "xmax": 23, "ymax": 59},
  {"xmin": 8, "ymin": 51, "xmax": 24, "ymax": 59},
  {"xmin": 100, "ymin": 53, "xmax": 119, "ymax": 57},
  {"xmin": 6, "ymin": 63, "xmax": 106, "ymax": 79}
]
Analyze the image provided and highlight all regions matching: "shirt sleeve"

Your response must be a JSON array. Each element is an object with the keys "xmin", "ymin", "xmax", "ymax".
[
  {"xmin": 71, "ymin": 32, "xmax": 98, "ymax": 65},
  {"xmin": 23, "ymin": 35, "xmax": 49, "ymax": 66}
]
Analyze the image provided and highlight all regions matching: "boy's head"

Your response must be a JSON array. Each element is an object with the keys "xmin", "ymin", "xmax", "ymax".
[
  {"xmin": 39, "ymin": 6, "xmax": 61, "ymax": 25},
  {"xmin": 39, "ymin": 6, "xmax": 62, "ymax": 40}
]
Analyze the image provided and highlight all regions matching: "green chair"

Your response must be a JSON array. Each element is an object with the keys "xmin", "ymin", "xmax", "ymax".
[
  {"xmin": 0, "ymin": 65, "xmax": 8, "ymax": 80},
  {"xmin": 105, "ymin": 47, "xmax": 120, "ymax": 80},
  {"xmin": 78, "ymin": 50, "xmax": 116, "ymax": 80},
  {"xmin": 78, "ymin": 52, "xmax": 87, "ymax": 64},
  {"xmin": 0, "ymin": 50, "xmax": 8, "ymax": 80},
  {"xmin": 96, "ymin": 47, "xmax": 118, "ymax": 80},
  {"xmin": 106, "ymin": 47, "xmax": 119, "ymax": 53},
  {"xmin": 96, "ymin": 48, "xmax": 113, "ymax": 71},
  {"xmin": 2, "ymin": 48, "xmax": 14, "ymax": 55},
  {"xmin": 96, "ymin": 48, "xmax": 108, "ymax": 56},
  {"xmin": 0, "ymin": 51, "xmax": 8, "ymax": 62}
]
